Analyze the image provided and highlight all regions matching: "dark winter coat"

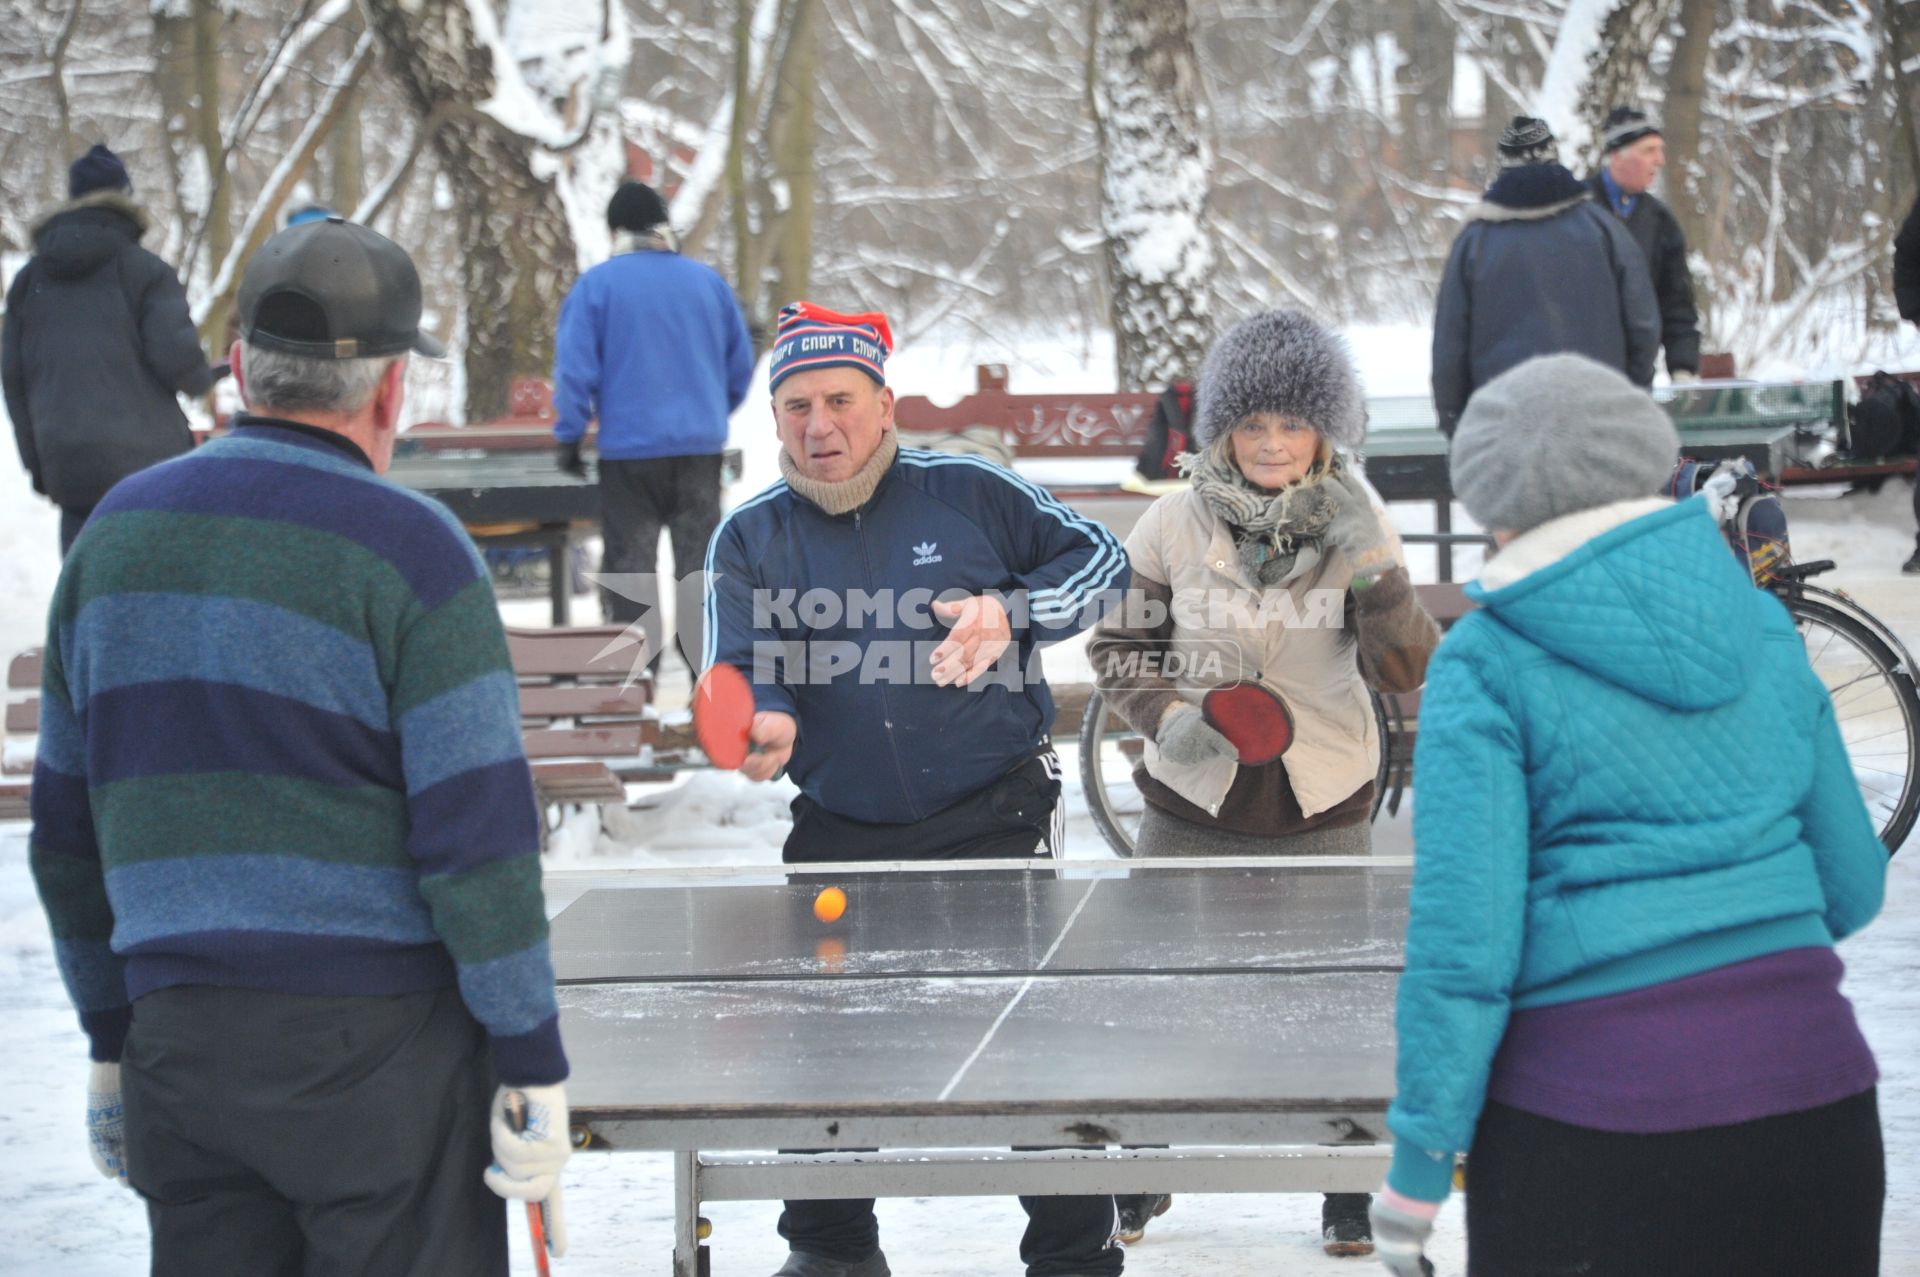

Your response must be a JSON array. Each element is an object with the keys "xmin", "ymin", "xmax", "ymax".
[
  {"xmin": 704, "ymin": 447, "xmax": 1128, "ymax": 825},
  {"xmin": 2, "ymin": 192, "xmax": 214, "ymax": 510},
  {"xmin": 1431, "ymin": 165, "xmax": 1660, "ymax": 437},
  {"xmin": 1894, "ymin": 197, "xmax": 1920, "ymax": 325},
  {"xmin": 1587, "ymin": 174, "xmax": 1702, "ymax": 375}
]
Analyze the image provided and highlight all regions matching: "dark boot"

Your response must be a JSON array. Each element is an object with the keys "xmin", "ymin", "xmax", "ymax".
[
  {"xmin": 771, "ymin": 1250, "xmax": 891, "ymax": 1276},
  {"xmin": 1115, "ymin": 1193, "xmax": 1171, "ymax": 1243},
  {"xmin": 1321, "ymin": 1192, "xmax": 1374, "ymax": 1257}
]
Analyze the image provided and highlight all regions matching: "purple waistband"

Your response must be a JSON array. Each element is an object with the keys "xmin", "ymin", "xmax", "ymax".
[{"xmin": 1486, "ymin": 946, "xmax": 1878, "ymax": 1134}]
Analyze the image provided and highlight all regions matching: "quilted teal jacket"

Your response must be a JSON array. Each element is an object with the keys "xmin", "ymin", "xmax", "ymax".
[{"xmin": 1386, "ymin": 498, "xmax": 1887, "ymax": 1201}]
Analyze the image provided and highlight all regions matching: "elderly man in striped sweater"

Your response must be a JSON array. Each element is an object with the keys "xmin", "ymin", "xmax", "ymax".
[{"xmin": 28, "ymin": 218, "xmax": 569, "ymax": 1276}]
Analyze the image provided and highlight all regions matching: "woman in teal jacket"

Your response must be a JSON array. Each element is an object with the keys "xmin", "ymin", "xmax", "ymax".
[{"xmin": 1370, "ymin": 355, "xmax": 1887, "ymax": 1277}]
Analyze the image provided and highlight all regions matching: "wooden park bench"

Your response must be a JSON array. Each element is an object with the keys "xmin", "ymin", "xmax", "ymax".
[
  {"xmin": 0, "ymin": 628, "xmax": 696, "ymax": 837},
  {"xmin": 0, "ymin": 649, "xmax": 39, "ymax": 822}
]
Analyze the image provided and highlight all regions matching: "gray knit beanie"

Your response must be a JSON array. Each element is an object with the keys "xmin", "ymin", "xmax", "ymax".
[
  {"xmin": 1193, "ymin": 309, "xmax": 1366, "ymax": 451},
  {"xmin": 1451, "ymin": 354, "xmax": 1679, "ymax": 535}
]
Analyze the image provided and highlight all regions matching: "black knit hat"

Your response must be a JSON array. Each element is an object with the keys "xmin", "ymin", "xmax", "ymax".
[
  {"xmin": 1496, "ymin": 117, "xmax": 1558, "ymax": 169},
  {"xmin": 1602, "ymin": 106, "xmax": 1662, "ymax": 153},
  {"xmin": 68, "ymin": 144, "xmax": 132, "ymax": 199},
  {"xmin": 607, "ymin": 181, "xmax": 670, "ymax": 233}
]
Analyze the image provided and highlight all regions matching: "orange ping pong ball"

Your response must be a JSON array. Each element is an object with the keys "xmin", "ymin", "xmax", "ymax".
[{"xmin": 813, "ymin": 886, "xmax": 848, "ymax": 923}]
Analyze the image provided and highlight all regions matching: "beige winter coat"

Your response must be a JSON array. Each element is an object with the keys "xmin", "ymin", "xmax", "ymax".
[{"xmin": 1096, "ymin": 481, "xmax": 1427, "ymax": 819}]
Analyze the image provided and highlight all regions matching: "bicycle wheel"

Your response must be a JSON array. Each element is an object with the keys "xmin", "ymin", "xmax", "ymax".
[
  {"xmin": 1076, "ymin": 685, "xmax": 1396, "ymax": 859},
  {"xmin": 1077, "ymin": 687, "xmax": 1147, "ymax": 857},
  {"xmin": 1785, "ymin": 596, "xmax": 1920, "ymax": 853}
]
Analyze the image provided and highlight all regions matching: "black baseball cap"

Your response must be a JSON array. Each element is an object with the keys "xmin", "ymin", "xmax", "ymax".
[{"xmin": 237, "ymin": 217, "xmax": 446, "ymax": 360}]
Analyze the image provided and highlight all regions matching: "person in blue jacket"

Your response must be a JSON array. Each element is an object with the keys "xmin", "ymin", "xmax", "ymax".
[
  {"xmin": 552, "ymin": 180, "xmax": 754, "ymax": 657},
  {"xmin": 1369, "ymin": 354, "xmax": 1887, "ymax": 1277},
  {"xmin": 703, "ymin": 301, "xmax": 1130, "ymax": 1277}
]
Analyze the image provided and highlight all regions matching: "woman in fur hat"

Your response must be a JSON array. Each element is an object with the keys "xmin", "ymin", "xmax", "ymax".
[{"xmin": 1088, "ymin": 308, "xmax": 1440, "ymax": 1255}]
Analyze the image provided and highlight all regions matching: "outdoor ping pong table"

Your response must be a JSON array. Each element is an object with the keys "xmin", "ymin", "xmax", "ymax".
[{"xmin": 551, "ymin": 856, "xmax": 1410, "ymax": 1276}]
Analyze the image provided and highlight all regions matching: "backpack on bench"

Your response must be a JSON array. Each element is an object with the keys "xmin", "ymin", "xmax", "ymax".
[
  {"xmin": 1849, "ymin": 372, "xmax": 1920, "ymax": 460},
  {"xmin": 1667, "ymin": 457, "xmax": 1791, "ymax": 586}
]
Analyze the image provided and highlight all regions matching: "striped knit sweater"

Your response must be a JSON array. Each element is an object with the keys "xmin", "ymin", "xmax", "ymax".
[{"xmin": 29, "ymin": 417, "xmax": 567, "ymax": 1087}]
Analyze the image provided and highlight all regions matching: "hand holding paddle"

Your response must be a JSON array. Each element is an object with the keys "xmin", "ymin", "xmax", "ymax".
[
  {"xmin": 1201, "ymin": 679, "xmax": 1295, "ymax": 765},
  {"xmin": 693, "ymin": 662, "xmax": 794, "ymax": 781}
]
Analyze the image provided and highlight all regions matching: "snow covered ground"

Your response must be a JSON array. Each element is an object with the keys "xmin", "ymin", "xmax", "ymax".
[{"xmin": 2, "ymin": 331, "xmax": 1919, "ymax": 1274}]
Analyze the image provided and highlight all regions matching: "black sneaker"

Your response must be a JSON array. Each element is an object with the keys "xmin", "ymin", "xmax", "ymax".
[
  {"xmin": 771, "ymin": 1249, "xmax": 891, "ymax": 1276},
  {"xmin": 1115, "ymin": 1193, "xmax": 1172, "ymax": 1243},
  {"xmin": 1904, "ymin": 551, "xmax": 1920, "ymax": 575},
  {"xmin": 1320, "ymin": 1192, "xmax": 1374, "ymax": 1257}
]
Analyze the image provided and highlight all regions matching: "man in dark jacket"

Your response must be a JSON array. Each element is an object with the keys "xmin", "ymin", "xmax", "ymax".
[
  {"xmin": 2, "ymin": 144, "xmax": 215, "ymax": 554},
  {"xmin": 1588, "ymin": 105, "xmax": 1703, "ymax": 382},
  {"xmin": 1431, "ymin": 118, "xmax": 1660, "ymax": 437},
  {"xmin": 704, "ymin": 301, "xmax": 1130, "ymax": 1277}
]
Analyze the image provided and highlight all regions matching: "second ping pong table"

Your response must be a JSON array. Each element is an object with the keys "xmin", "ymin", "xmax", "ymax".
[{"xmin": 551, "ymin": 857, "xmax": 1410, "ymax": 1276}]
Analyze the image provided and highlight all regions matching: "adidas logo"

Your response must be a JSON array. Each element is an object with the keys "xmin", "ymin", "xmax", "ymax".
[{"xmin": 912, "ymin": 541, "xmax": 943, "ymax": 566}]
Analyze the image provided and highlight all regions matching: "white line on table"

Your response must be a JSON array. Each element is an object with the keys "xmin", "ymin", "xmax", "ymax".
[{"xmin": 936, "ymin": 878, "xmax": 1103, "ymax": 1102}]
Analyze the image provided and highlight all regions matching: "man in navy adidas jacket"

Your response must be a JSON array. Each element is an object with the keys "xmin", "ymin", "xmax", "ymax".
[{"xmin": 702, "ymin": 302, "xmax": 1128, "ymax": 1277}]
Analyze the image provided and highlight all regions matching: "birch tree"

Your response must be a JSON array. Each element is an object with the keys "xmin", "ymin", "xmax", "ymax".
[
  {"xmin": 1089, "ymin": 0, "xmax": 1216, "ymax": 391},
  {"xmin": 361, "ymin": 0, "xmax": 616, "ymax": 421}
]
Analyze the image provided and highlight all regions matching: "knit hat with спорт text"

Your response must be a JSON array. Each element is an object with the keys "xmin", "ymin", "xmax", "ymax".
[{"xmin": 767, "ymin": 302, "xmax": 895, "ymax": 394}]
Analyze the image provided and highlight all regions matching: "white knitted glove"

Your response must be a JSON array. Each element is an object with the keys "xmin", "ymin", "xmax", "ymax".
[
  {"xmin": 484, "ymin": 1084, "xmax": 571, "ymax": 1203},
  {"xmin": 86, "ymin": 1061, "xmax": 129, "ymax": 1185}
]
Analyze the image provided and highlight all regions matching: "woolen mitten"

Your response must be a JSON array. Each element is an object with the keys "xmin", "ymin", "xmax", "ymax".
[
  {"xmin": 1157, "ymin": 703, "xmax": 1236, "ymax": 766},
  {"xmin": 1322, "ymin": 471, "xmax": 1395, "ymax": 580}
]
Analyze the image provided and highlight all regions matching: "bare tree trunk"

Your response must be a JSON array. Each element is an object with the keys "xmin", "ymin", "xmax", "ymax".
[
  {"xmin": 330, "ymin": 13, "xmax": 366, "ymax": 216},
  {"xmin": 729, "ymin": 0, "xmax": 754, "ymax": 307},
  {"xmin": 191, "ymin": 0, "xmax": 233, "ymax": 344},
  {"xmin": 1663, "ymin": 0, "xmax": 1715, "ymax": 256},
  {"xmin": 49, "ymin": 0, "xmax": 84, "ymax": 163},
  {"xmin": 149, "ymin": 7, "xmax": 197, "ymax": 253},
  {"xmin": 1885, "ymin": 0, "xmax": 1920, "ymax": 199},
  {"xmin": 1089, "ymin": 0, "xmax": 1215, "ymax": 391},
  {"xmin": 362, "ymin": 0, "xmax": 580, "ymax": 423},
  {"xmin": 765, "ymin": 0, "xmax": 816, "ymax": 333}
]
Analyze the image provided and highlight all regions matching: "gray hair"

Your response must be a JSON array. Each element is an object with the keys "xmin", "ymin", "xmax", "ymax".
[{"xmin": 240, "ymin": 342, "xmax": 403, "ymax": 415}]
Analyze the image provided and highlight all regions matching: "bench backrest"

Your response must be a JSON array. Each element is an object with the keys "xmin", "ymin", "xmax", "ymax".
[
  {"xmin": 508, "ymin": 627, "xmax": 657, "ymax": 760},
  {"xmin": 895, "ymin": 391, "xmax": 1157, "ymax": 459}
]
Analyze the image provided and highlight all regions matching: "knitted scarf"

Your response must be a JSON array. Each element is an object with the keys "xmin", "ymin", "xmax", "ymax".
[
  {"xmin": 1181, "ymin": 442, "xmax": 1343, "ymax": 585},
  {"xmin": 780, "ymin": 430, "xmax": 899, "ymax": 516}
]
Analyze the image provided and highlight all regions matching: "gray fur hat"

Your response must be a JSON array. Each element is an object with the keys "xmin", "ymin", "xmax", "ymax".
[
  {"xmin": 1451, "ymin": 353, "xmax": 1679, "ymax": 535},
  {"xmin": 1193, "ymin": 309, "xmax": 1366, "ymax": 451}
]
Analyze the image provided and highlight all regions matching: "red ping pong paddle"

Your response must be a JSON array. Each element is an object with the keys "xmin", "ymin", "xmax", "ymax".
[
  {"xmin": 1202, "ymin": 679, "xmax": 1295, "ymax": 765},
  {"xmin": 694, "ymin": 663, "xmax": 756, "ymax": 769}
]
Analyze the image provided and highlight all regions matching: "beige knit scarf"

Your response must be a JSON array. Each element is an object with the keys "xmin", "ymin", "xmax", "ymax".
[{"xmin": 780, "ymin": 431, "xmax": 899, "ymax": 515}]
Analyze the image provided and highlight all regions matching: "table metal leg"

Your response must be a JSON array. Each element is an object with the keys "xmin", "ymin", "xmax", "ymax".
[
  {"xmin": 673, "ymin": 1150, "xmax": 701, "ymax": 1277},
  {"xmin": 548, "ymin": 534, "xmax": 571, "ymax": 626},
  {"xmin": 1435, "ymin": 499, "xmax": 1455, "ymax": 584}
]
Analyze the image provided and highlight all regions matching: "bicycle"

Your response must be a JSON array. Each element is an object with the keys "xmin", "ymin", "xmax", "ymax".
[{"xmin": 1077, "ymin": 558, "xmax": 1920, "ymax": 857}]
